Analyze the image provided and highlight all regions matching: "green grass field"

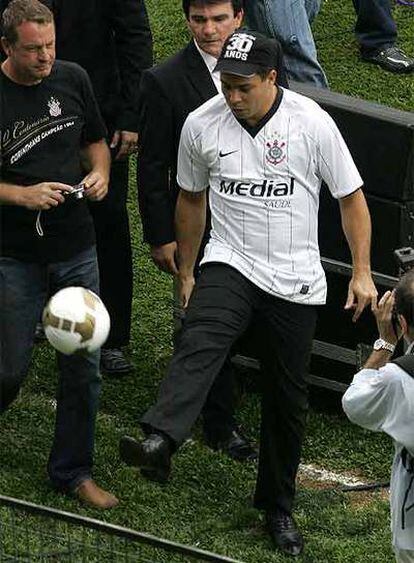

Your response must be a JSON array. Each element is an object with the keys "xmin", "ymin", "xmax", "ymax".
[{"xmin": 1, "ymin": 1, "xmax": 413, "ymax": 561}]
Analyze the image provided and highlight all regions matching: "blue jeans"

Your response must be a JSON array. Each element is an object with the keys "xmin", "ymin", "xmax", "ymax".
[
  {"xmin": 244, "ymin": 0, "xmax": 328, "ymax": 88},
  {"xmin": 352, "ymin": 0, "xmax": 397, "ymax": 55},
  {"xmin": 0, "ymin": 246, "xmax": 101, "ymax": 491}
]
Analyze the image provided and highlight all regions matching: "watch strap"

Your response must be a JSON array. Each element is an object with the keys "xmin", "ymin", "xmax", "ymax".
[{"xmin": 373, "ymin": 338, "xmax": 395, "ymax": 354}]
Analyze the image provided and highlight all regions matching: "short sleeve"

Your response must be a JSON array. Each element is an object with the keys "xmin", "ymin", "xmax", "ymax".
[
  {"xmin": 316, "ymin": 110, "xmax": 363, "ymax": 199},
  {"xmin": 177, "ymin": 115, "xmax": 209, "ymax": 193},
  {"xmin": 77, "ymin": 67, "xmax": 107, "ymax": 145}
]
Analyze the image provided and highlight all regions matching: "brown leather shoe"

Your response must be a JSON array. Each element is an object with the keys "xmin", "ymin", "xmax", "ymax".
[{"xmin": 74, "ymin": 479, "xmax": 119, "ymax": 509}]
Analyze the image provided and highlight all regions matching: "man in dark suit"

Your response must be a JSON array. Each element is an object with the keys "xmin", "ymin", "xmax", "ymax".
[
  {"xmin": 51, "ymin": 0, "xmax": 153, "ymax": 375},
  {"xmin": 136, "ymin": 0, "xmax": 286, "ymax": 460},
  {"xmin": 4, "ymin": 0, "xmax": 153, "ymax": 374}
]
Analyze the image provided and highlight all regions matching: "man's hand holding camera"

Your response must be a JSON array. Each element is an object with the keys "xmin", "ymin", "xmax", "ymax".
[
  {"xmin": 81, "ymin": 170, "xmax": 109, "ymax": 202},
  {"xmin": 374, "ymin": 290, "xmax": 401, "ymax": 346},
  {"xmin": 79, "ymin": 139, "xmax": 111, "ymax": 201},
  {"xmin": 0, "ymin": 181, "xmax": 72, "ymax": 210},
  {"xmin": 19, "ymin": 182, "xmax": 74, "ymax": 210},
  {"xmin": 16, "ymin": 170, "xmax": 109, "ymax": 210},
  {"xmin": 363, "ymin": 290, "xmax": 403, "ymax": 370}
]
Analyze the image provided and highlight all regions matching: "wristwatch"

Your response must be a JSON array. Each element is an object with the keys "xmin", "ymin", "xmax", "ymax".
[{"xmin": 373, "ymin": 338, "xmax": 395, "ymax": 354}]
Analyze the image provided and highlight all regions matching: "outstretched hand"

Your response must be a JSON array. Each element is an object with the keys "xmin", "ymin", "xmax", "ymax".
[{"xmin": 344, "ymin": 270, "xmax": 378, "ymax": 322}]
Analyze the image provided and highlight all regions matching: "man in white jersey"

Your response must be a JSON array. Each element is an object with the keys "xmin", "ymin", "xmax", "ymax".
[
  {"xmin": 120, "ymin": 30, "xmax": 378, "ymax": 556},
  {"xmin": 136, "ymin": 0, "xmax": 262, "ymax": 463}
]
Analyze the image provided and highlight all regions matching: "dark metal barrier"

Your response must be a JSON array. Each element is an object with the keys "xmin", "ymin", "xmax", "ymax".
[
  {"xmin": 0, "ymin": 495, "xmax": 242, "ymax": 563},
  {"xmin": 232, "ymin": 259, "xmax": 399, "ymax": 393}
]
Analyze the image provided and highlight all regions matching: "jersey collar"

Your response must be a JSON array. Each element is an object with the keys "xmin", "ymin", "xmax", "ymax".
[{"xmin": 236, "ymin": 87, "xmax": 284, "ymax": 138}]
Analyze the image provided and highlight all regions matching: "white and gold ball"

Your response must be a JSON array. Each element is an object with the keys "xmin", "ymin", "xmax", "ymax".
[{"xmin": 42, "ymin": 287, "xmax": 110, "ymax": 355}]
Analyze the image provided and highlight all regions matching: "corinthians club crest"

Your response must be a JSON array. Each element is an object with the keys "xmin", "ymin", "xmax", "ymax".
[
  {"xmin": 266, "ymin": 136, "xmax": 286, "ymax": 166},
  {"xmin": 47, "ymin": 96, "xmax": 62, "ymax": 117}
]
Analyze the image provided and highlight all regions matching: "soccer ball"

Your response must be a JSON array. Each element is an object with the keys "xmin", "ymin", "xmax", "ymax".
[{"xmin": 42, "ymin": 287, "xmax": 110, "ymax": 355}]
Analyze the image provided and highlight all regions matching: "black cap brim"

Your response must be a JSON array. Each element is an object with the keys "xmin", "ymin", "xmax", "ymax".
[{"xmin": 214, "ymin": 59, "xmax": 262, "ymax": 77}]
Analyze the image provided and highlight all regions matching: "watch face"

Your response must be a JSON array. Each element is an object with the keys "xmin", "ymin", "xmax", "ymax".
[{"xmin": 373, "ymin": 339, "xmax": 394, "ymax": 352}]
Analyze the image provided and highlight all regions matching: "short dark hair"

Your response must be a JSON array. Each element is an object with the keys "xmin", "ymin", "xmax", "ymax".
[
  {"xmin": 257, "ymin": 68, "xmax": 276, "ymax": 81},
  {"xmin": 2, "ymin": 0, "xmax": 53, "ymax": 45},
  {"xmin": 394, "ymin": 269, "xmax": 414, "ymax": 328},
  {"xmin": 182, "ymin": 0, "xmax": 243, "ymax": 19}
]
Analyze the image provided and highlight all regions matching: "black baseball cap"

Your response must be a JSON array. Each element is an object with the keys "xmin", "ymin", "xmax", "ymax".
[{"xmin": 214, "ymin": 29, "xmax": 282, "ymax": 77}]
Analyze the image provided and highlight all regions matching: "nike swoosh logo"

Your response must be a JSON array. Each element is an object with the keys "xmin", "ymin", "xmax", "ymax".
[{"xmin": 219, "ymin": 149, "xmax": 239, "ymax": 157}]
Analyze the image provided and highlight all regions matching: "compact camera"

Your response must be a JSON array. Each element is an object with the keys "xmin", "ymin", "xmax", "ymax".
[
  {"xmin": 392, "ymin": 247, "xmax": 414, "ymax": 335},
  {"xmin": 66, "ymin": 182, "xmax": 86, "ymax": 200}
]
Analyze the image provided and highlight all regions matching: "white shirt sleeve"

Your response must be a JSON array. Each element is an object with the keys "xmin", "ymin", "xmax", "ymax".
[
  {"xmin": 177, "ymin": 114, "xmax": 209, "ymax": 193},
  {"xmin": 316, "ymin": 110, "xmax": 363, "ymax": 199},
  {"xmin": 342, "ymin": 364, "xmax": 414, "ymax": 452}
]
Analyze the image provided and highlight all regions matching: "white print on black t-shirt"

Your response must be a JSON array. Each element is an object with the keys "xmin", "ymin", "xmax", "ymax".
[
  {"xmin": 48, "ymin": 96, "xmax": 62, "ymax": 117},
  {"xmin": 3, "ymin": 117, "xmax": 77, "ymax": 164},
  {"xmin": 1, "ymin": 116, "xmax": 49, "ymax": 148},
  {"xmin": 2, "ymin": 96, "xmax": 63, "ymax": 150}
]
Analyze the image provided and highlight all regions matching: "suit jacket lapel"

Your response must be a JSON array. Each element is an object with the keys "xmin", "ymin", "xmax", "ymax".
[{"xmin": 184, "ymin": 40, "xmax": 218, "ymax": 104}]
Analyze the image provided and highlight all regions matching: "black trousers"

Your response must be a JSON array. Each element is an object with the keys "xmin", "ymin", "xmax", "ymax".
[
  {"xmin": 142, "ymin": 263, "xmax": 317, "ymax": 513},
  {"xmin": 201, "ymin": 355, "xmax": 236, "ymax": 439},
  {"xmin": 174, "ymin": 229, "xmax": 237, "ymax": 440},
  {"xmin": 89, "ymin": 158, "xmax": 133, "ymax": 349},
  {"xmin": 174, "ymin": 310, "xmax": 237, "ymax": 441}
]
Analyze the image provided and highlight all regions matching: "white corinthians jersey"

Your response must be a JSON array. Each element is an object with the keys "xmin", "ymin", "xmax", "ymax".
[{"xmin": 177, "ymin": 88, "xmax": 363, "ymax": 304}]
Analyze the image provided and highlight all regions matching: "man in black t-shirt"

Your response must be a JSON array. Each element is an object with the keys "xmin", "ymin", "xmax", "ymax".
[
  {"xmin": 0, "ymin": 0, "xmax": 117, "ymax": 509},
  {"xmin": 1, "ymin": 0, "xmax": 153, "ymax": 374}
]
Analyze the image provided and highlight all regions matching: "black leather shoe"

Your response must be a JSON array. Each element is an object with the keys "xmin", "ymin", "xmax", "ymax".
[
  {"xmin": 361, "ymin": 46, "xmax": 414, "ymax": 73},
  {"xmin": 101, "ymin": 348, "xmax": 132, "ymax": 375},
  {"xmin": 205, "ymin": 429, "xmax": 258, "ymax": 462},
  {"xmin": 119, "ymin": 434, "xmax": 172, "ymax": 483},
  {"xmin": 266, "ymin": 510, "xmax": 304, "ymax": 557}
]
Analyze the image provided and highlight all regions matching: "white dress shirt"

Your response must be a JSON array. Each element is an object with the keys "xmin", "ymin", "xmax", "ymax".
[
  {"xmin": 342, "ymin": 349, "xmax": 414, "ymax": 550},
  {"xmin": 193, "ymin": 39, "xmax": 221, "ymax": 93}
]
